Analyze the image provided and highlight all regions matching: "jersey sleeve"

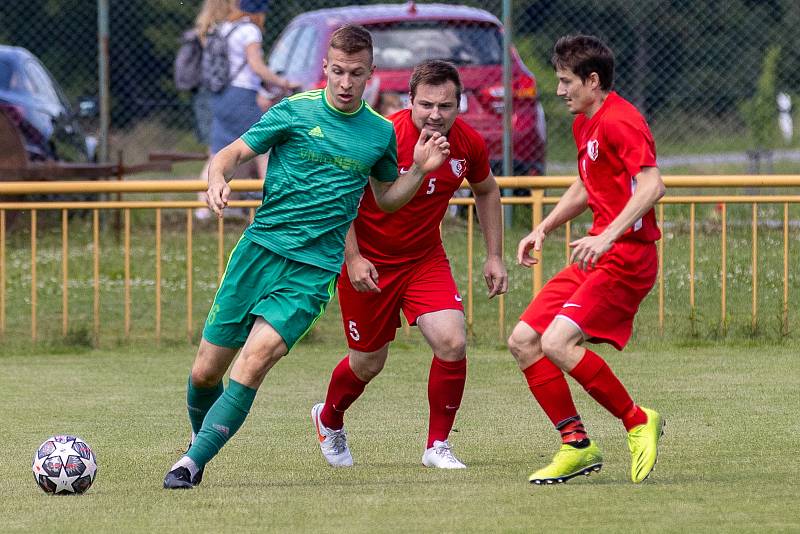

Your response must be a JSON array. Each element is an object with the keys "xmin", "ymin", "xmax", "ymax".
[
  {"xmin": 370, "ymin": 127, "xmax": 398, "ymax": 183},
  {"xmin": 466, "ymin": 129, "xmax": 490, "ymax": 184},
  {"xmin": 605, "ymin": 117, "xmax": 657, "ymax": 178},
  {"xmin": 240, "ymin": 98, "xmax": 293, "ymax": 154}
]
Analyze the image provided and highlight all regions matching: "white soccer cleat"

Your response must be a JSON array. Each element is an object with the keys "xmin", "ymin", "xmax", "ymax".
[
  {"xmin": 311, "ymin": 402, "xmax": 353, "ymax": 467},
  {"xmin": 422, "ymin": 440, "xmax": 467, "ymax": 469}
]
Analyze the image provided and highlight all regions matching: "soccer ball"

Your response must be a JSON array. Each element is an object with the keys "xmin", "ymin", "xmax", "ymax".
[{"xmin": 32, "ymin": 435, "xmax": 98, "ymax": 495}]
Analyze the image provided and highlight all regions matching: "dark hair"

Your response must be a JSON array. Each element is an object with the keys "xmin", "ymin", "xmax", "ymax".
[
  {"xmin": 409, "ymin": 59, "xmax": 462, "ymax": 102},
  {"xmin": 551, "ymin": 34, "xmax": 614, "ymax": 91},
  {"xmin": 329, "ymin": 25, "xmax": 373, "ymax": 63}
]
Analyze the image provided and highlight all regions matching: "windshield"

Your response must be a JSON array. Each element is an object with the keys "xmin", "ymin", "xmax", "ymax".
[
  {"xmin": 367, "ymin": 21, "xmax": 502, "ymax": 69},
  {"xmin": 0, "ymin": 58, "xmax": 17, "ymax": 91}
]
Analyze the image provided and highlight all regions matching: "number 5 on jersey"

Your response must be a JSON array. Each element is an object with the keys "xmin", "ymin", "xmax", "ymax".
[{"xmin": 426, "ymin": 177, "xmax": 436, "ymax": 195}]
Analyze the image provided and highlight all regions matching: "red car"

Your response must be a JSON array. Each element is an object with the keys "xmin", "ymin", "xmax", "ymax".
[{"xmin": 268, "ymin": 2, "xmax": 546, "ymax": 175}]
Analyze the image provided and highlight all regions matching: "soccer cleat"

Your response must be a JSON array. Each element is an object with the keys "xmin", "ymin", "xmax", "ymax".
[
  {"xmin": 311, "ymin": 402, "xmax": 353, "ymax": 467},
  {"xmin": 528, "ymin": 440, "xmax": 603, "ymax": 485},
  {"xmin": 163, "ymin": 466, "xmax": 202, "ymax": 489},
  {"xmin": 422, "ymin": 440, "xmax": 467, "ymax": 469},
  {"xmin": 184, "ymin": 439, "xmax": 204, "ymax": 486},
  {"xmin": 627, "ymin": 407, "xmax": 664, "ymax": 483}
]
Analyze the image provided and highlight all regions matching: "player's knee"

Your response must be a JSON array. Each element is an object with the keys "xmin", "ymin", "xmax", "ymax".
[
  {"xmin": 434, "ymin": 333, "xmax": 466, "ymax": 361},
  {"xmin": 355, "ymin": 357, "xmax": 384, "ymax": 381},
  {"xmin": 540, "ymin": 331, "xmax": 567, "ymax": 363},
  {"xmin": 507, "ymin": 330, "xmax": 539, "ymax": 362},
  {"xmin": 190, "ymin": 366, "xmax": 221, "ymax": 389}
]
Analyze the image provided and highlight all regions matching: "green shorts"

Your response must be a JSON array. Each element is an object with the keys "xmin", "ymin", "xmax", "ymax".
[{"xmin": 202, "ymin": 236, "xmax": 337, "ymax": 351}]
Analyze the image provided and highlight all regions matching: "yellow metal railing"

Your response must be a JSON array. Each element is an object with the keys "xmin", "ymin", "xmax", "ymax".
[{"xmin": 0, "ymin": 176, "xmax": 796, "ymax": 342}]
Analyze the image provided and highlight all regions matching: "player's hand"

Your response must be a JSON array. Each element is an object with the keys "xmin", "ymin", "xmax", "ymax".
[
  {"xmin": 206, "ymin": 174, "xmax": 231, "ymax": 218},
  {"xmin": 569, "ymin": 233, "xmax": 614, "ymax": 270},
  {"xmin": 413, "ymin": 128, "xmax": 450, "ymax": 175},
  {"xmin": 347, "ymin": 255, "xmax": 380, "ymax": 293},
  {"xmin": 483, "ymin": 255, "xmax": 508, "ymax": 299},
  {"xmin": 517, "ymin": 226, "xmax": 547, "ymax": 268}
]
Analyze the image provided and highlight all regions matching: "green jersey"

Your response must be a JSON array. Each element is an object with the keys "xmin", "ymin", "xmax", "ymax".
[{"xmin": 240, "ymin": 89, "xmax": 397, "ymax": 273}]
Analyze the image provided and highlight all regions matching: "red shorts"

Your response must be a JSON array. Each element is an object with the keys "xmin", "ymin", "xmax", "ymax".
[
  {"xmin": 520, "ymin": 240, "xmax": 657, "ymax": 350},
  {"xmin": 338, "ymin": 248, "xmax": 464, "ymax": 352}
]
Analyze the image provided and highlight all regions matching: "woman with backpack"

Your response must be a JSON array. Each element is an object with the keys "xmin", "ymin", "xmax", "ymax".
[{"xmin": 208, "ymin": 0, "xmax": 296, "ymax": 185}]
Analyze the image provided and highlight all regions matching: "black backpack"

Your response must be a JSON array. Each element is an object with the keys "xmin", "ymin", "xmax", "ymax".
[
  {"xmin": 174, "ymin": 29, "xmax": 203, "ymax": 91},
  {"xmin": 201, "ymin": 21, "xmax": 247, "ymax": 93}
]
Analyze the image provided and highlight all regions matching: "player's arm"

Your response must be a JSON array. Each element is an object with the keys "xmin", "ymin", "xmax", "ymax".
[
  {"xmin": 370, "ymin": 129, "xmax": 450, "ymax": 213},
  {"xmin": 471, "ymin": 173, "xmax": 507, "ymax": 298},
  {"xmin": 569, "ymin": 166, "xmax": 665, "ymax": 269},
  {"xmin": 344, "ymin": 224, "xmax": 380, "ymax": 293},
  {"xmin": 517, "ymin": 178, "xmax": 589, "ymax": 267},
  {"xmin": 206, "ymin": 139, "xmax": 259, "ymax": 218}
]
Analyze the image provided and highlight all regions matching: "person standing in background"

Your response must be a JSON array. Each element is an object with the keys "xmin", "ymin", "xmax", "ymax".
[{"xmin": 197, "ymin": 0, "xmax": 297, "ymax": 219}]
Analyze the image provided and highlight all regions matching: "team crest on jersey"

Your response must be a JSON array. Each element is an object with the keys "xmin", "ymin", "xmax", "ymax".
[
  {"xmin": 449, "ymin": 158, "xmax": 466, "ymax": 178},
  {"xmin": 587, "ymin": 139, "xmax": 599, "ymax": 161}
]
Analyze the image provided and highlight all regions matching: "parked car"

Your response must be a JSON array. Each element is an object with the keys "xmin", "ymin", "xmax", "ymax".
[
  {"xmin": 0, "ymin": 45, "xmax": 94, "ymax": 165},
  {"xmin": 267, "ymin": 2, "xmax": 546, "ymax": 175}
]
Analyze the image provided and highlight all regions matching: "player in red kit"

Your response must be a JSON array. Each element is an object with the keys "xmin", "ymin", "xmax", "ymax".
[
  {"xmin": 508, "ymin": 35, "xmax": 666, "ymax": 485},
  {"xmin": 312, "ymin": 60, "xmax": 507, "ymax": 469}
]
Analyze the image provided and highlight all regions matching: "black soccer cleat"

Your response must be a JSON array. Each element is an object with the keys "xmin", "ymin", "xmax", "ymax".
[{"xmin": 163, "ymin": 466, "xmax": 202, "ymax": 489}]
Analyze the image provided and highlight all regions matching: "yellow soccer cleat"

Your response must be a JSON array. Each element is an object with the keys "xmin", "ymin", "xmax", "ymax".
[
  {"xmin": 528, "ymin": 440, "xmax": 603, "ymax": 485},
  {"xmin": 627, "ymin": 407, "xmax": 665, "ymax": 483}
]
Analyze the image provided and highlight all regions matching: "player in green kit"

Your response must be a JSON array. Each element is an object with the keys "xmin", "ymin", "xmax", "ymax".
[{"xmin": 164, "ymin": 24, "xmax": 451, "ymax": 489}]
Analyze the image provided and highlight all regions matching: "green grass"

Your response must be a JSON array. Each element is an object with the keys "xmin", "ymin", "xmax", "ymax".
[{"xmin": 1, "ymin": 339, "xmax": 798, "ymax": 532}]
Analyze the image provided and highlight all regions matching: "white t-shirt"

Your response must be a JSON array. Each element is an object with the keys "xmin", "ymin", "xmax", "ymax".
[{"xmin": 217, "ymin": 18, "xmax": 262, "ymax": 91}]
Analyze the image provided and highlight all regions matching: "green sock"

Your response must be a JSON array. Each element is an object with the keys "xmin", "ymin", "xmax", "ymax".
[
  {"xmin": 187, "ymin": 376, "xmax": 224, "ymax": 436},
  {"xmin": 186, "ymin": 379, "xmax": 257, "ymax": 468}
]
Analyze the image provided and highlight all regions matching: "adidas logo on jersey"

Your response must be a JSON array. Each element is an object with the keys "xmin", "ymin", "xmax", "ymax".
[{"xmin": 308, "ymin": 126, "xmax": 324, "ymax": 138}]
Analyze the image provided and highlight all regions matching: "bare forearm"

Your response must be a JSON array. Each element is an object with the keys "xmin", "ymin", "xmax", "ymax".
[
  {"xmin": 474, "ymin": 187, "xmax": 503, "ymax": 258},
  {"xmin": 601, "ymin": 168, "xmax": 665, "ymax": 241},
  {"xmin": 539, "ymin": 179, "xmax": 588, "ymax": 234},
  {"xmin": 344, "ymin": 223, "xmax": 361, "ymax": 263},
  {"xmin": 372, "ymin": 165, "xmax": 426, "ymax": 212},
  {"xmin": 209, "ymin": 141, "xmax": 255, "ymax": 183}
]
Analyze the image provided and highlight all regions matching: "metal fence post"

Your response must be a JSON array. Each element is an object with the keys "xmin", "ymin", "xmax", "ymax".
[{"xmin": 97, "ymin": 0, "xmax": 110, "ymax": 163}]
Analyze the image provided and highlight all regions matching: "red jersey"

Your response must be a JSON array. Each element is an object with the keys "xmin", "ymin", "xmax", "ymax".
[
  {"xmin": 354, "ymin": 109, "xmax": 491, "ymax": 265},
  {"xmin": 573, "ymin": 91, "xmax": 661, "ymax": 242}
]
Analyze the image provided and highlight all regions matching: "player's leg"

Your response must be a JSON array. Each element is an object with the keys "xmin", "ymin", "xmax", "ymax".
[
  {"xmin": 550, "ymin": 257, "xmax": 663, "ymax": 482},
  {"xmin": 403, "ymin": 252, "xmax": 467, "ymax": 468},
  {"xmin": 416, "ymin": 309, "xmax": 467, "ymax": 469},
  {"xmin": 313, "ymin": 344, "xmax": 389, "ymax": 467},
  {"xmin": 165, "ymin": 319, "xmax": 287, "ymax": 488},
  {"xmin": 319, "ymin": 344, "xmax": 390, "ymax": 430},
  {"xmin": 186, "ymin": 339, "xmax": 238, "ymax": 439},
  {"xmin": 312, "ymin": 263, "xmax": 404, "ymax": 466},
  {"xmin": 508, "ymin": 319, "xmax": 602, "ymax": 484}
]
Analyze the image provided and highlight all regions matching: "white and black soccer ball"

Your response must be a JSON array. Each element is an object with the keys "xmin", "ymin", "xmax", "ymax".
[{"xmin": 32, "ymin": 435, "xmax": 97, "ymax": 495}]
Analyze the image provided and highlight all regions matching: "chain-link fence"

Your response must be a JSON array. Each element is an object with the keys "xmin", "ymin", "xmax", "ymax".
[{"xmin": 2, "ymin": 0, "xmax": 800, "ymax": 173}]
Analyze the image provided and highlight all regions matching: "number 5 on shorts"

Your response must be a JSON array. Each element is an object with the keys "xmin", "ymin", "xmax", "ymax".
[{"xmin": 348, "ymin": 320, "xmax": 360, "ymax": 341}]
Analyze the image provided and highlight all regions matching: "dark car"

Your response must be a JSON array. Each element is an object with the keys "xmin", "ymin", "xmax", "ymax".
[
  {"xmin": 0, "ymin": 45, "xmax": 94, "ymax": 164},
  {"xmin": 268, "ymin": 2, "xmax": 546, "ymax": 175}
]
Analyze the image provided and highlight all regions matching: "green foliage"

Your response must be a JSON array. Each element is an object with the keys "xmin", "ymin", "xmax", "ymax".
[{"xmin": 739, "ymin": 46, "xmax": 781, "ymax": 150}]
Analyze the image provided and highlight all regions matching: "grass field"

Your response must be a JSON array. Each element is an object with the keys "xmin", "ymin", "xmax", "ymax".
[{"xmin": 2, "ymin": 338, "xmax": 799, "ymax": 532}]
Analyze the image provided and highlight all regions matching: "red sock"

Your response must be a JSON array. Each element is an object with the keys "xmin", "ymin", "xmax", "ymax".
[
  {"xmin": 522, "ymin": 357, "xmax": 584, "ymax": 442},
  {"xmin": 320, "ymin": 356, "xmax": 368, "ymax": 430},
  {"xmin": 568, "ymin": 349, "xmax": 646, "ymax": 431},
  {"xmin": 427, "ymin": 355, "xmax": 467, "ymax": 448}
]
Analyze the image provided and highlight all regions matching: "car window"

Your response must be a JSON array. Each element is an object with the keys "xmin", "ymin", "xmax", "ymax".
[
  {"xmin": 24, "ymin": 59, "xmax": 61, "ymax": 107},
  {"xmin": 286, "ymin": 25, "xmax": 318, "ymax": 76},
  {"xmin": 367, "ymin": 21, "xmax": 502, "ymax": 69},
  {"xmin": 0, "ymin": 58, "xmax": 17, "ymax": 91},
  {"xmin": 269, "ymin": 26, "xmax": 301, "ymax": 75}
]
